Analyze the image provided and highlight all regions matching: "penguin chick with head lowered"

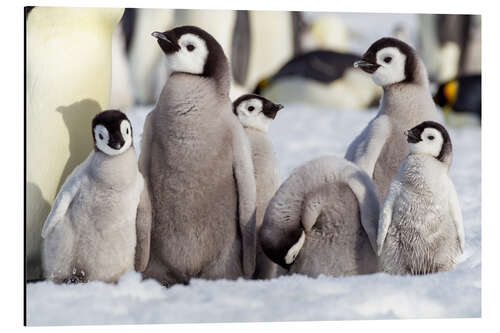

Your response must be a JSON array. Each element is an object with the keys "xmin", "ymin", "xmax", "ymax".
[
  {"xmin": 346, "ymin": 37, "xmax": 440, "ymax": 200},
  {"xmin": 141, "ymin": 26, "xmax": 257, "ymax": 286},
  {"xmin": 233, "ymin": 94, "xmax": 283, "ymax": 279},
  {"xmin": 260, "ymin": 156, "xmax": 380, "ymax": 277},
  {"xmin": 378, "ymin": 121, "xmax": 464, "ymax": 275},
  {"xmin": 42, "ymin": 110, "xmax": 151, "ymax": 283}
]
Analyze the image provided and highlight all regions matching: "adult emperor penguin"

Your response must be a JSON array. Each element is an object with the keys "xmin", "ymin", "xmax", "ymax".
[
  {"xmin": 42, "ymin": 110, "xmax": 151, "ymax": 283},
  {"xmin": 140, "ymin": 26, "xmax": 257, "ymax": 286},
  {"xmin": 260, "ymin": 156, "xmax": 380, "ymax": 277},
  {"xmin": 233, "ymin": 94, "xmax": 283, "ymax": 279},
  {"xmin": 254, "ymin": 50, "xmax": 381, "ymax": 110},
  {"xmin": 377, "ymin": 121, "xmax": 464, "ymax": 275},
  {"xmin": 346, "ymin": 37, "xmax": 440, "ymax": 200},
  {"xmin": 26, "ymin": 7, "xmax": 124, "ymax": 280}
]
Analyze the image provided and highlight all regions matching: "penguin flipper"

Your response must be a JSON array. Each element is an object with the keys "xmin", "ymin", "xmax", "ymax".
[
  {"xmin": 448, "ymin": 178, "xmax": 465, "ymax": 253},
  {"xmin": 138, "ymin": 111, "xmax": 154, "ymax": 181},
  {"xmin": 376, "ymin": 180, "xmax": 400, "ymax": 256},
  {"xmin": 41, "ymin": 154, "xmax": 90, "ymax": 239},
  {"xmin": 134, "ymin": 173, "xmax": 152, "ymax": 272},
  {"xmin": 231, "ymin": 120, "xmax": 257, "ymax": 278},
  {"xmin": 345, "ymin": 115, "xmax": 391, "ymax": 178},
  {"xmin": 344, "ymin": 168, "xmax": 380, "ymax": 254}
]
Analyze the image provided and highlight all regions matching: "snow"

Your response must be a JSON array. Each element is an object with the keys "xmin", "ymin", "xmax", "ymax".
[{"xmin": 26, "ymin": 104, "xmax": 481, "ymax": 326}]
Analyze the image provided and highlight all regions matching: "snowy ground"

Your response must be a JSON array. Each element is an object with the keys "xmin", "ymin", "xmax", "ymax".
[{"xmin": 26, "ymin": 104, "xmax": 481, "ymax": 326}]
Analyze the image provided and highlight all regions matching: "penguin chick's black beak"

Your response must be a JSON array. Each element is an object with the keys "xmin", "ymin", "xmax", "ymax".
[
  {"xmin": 353, "ymin": 59, "xmax": 380, "ymax": 74},
  {"xmin": 152, "ymin": 31, "xmax": 180, "ymax": 53},
  {"xmin": 404, "ymin": 129, "xmax": 421, "ymax": 144},
  {"xmin": 264, "ymin": 104, "xmax": 284, "ymax": 119},
  {"xmin": 109, "ymin": 138, "xmax": 125, "ymax": 150}
]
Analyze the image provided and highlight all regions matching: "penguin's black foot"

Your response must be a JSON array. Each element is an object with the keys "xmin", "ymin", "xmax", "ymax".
[{"xmin": 63, "ymin": 268, "xmax": 88, "ymax": 284}]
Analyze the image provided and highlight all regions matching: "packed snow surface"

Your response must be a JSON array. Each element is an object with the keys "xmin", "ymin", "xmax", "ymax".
[{"xmin": 26, "ymin": 104, "xmax": 481, "ymax": 325}]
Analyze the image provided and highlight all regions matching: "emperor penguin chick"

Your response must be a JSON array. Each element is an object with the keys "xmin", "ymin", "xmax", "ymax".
[
  {"xmin": 260, "ymin": 156, "xmax": 380, "ymax": 277},
  {"xmin": 378, "ymin": 121, "xmax": 464, "ymax": 275},
  {"xmin": 141, "ymin": 26, "xmax": 257, "ymax": 286},
  {"xmin": 233, "ymin": 94, "xmax": 283, "ymax": 279},
  {"xmin": 42, "ymin": 110, "xmax": 151, "ymax": 283},
  {"xmin": 346, "ymin": 37, "xmax": 440, "ymax": 200}
]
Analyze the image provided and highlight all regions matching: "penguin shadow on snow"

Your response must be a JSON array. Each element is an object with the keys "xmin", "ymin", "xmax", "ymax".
[
  {"xmin": 55, "ymin": 99, "xmax": 102, "ymax": 193},
  {"xmin": 26, "ymin": 182, "xmax": 50, "ymax": 282}
]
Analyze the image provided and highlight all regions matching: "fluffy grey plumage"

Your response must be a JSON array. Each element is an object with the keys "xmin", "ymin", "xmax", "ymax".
[
  {"xmin": 140, "ymin": 26, "xmax": 256, "ymax": 286},
  {"xmin": 260, "ymin": 156, "xmax": 380, "ymax": 277},
  {"xmin": 42, "ymin": 145, "xmax": 147, "ymax": 283},
  {"xmin": 347, "ymin": 37, "xmax": 440, "ymax": 200},
  {"xmin": 377, "ymin": 121, "xmax": 464, "ymax": 275}
]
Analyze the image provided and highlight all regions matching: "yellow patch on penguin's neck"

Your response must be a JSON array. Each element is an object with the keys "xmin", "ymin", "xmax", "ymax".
[{"xmin": 443, "ymin": 80, "xmax": 459, "ymax": 105}]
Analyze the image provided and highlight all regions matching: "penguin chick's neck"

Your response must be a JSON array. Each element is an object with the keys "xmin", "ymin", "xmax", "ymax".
[
  {"xmin": 90, "ymin": 147, "xmax": 138, "ymax": 187},
  {"xmin": 158, "ymin": 72, "xmax": 228, "ymax": 120},
  {"xmin": 241, "ymin": 119, "xmax": 271, "ymax": 133},
  {"xmin": 166, "ymin": 60, "xmax": 231, "ymax": 98},
  {"xmin": 399, "ymin": 154, "xmax": 447, "ymax": 194}
]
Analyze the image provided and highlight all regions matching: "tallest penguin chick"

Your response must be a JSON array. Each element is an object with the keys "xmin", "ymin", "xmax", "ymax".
[
  {"xmin": 140, "ymin": 26, "xmax": 257, "ymax": 286},
  {"xmin": 346, "ymin": 38, "xmax": 440, "ymax": 200}
]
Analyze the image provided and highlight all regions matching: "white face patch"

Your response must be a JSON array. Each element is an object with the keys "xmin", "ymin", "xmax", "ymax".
[
  {"xmin": 409, "ymin": 128, "xmax": 444, "ymax": 158},
  {"xmin": 166, "ymin": 33, "xmax": 209, "ymax": 75},
  {"xmin": 94, "ymin": 120, "xmax": 133, "ymax": 156},
  {"xmin": 371, "ymin": 47, "xmax": 407, "ymax": 86},
  {"xmin": 235, "ymin": 98, "xmax": 272, "ymax": 132}
]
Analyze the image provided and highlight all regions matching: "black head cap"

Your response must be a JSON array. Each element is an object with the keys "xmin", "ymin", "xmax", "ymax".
[
  {"xmin": 91, "ymin": 110, "xmax": 131, "ymax": 150},
  {"xmin": 152, "ymin": 25, "xmax": 229, "ymax": 80},
  {"xmin": 233, "ymin": 94, "xmax": 284, "ymax": 119},
  {"xmin": 359, "ymin": 37, "xmax": 417, "ymax": 83},
  {"xmin": 405, "ymin": 121, "xmax": 452, "ymax": 162}
]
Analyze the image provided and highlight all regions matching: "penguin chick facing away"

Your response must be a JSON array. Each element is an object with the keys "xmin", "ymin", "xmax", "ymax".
[
  {"xmin": 260, "ymin": 156, "xmax": 380, "ymax": 277},
  {"xmin": 233, "ymin": 94, "xmax": 283, "ymax": 279},
  {"xmin": 42, "ymin": 110, "xmax": 151, "ymax": 283},
  {"xmin": 141, "ymin": 26, "xmax": 257, "ymax": 286},
  {"xmin": 378, "ymin": 121, "xmax": 464, "ymax": 275},
  {"xmin": 346, "ymin": 37, "xmax": 440, "ymax": 201}
]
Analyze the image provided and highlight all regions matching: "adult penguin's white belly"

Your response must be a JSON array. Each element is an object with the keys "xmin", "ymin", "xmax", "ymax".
[{"xmin": 26, "ymin": 7, "xmax": 123, "ymax": 280}]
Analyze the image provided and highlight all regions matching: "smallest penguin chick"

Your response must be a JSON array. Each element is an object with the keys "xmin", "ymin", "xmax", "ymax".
[
  {"xmin": 233, "ymin": 94, "xmax": 283, "ymax": 279},
  {"xmin": 233, "ymin": 93, "xmax": 283, "ymax": 133},
  {"xmin": 377, "ymin": 121, "xmax": 465, "ymax": 275}
]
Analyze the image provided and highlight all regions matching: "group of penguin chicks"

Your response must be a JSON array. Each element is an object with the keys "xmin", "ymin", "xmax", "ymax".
[{"xmin": 41, "ymin": 25, "xmax": 465, "ymax": 286}]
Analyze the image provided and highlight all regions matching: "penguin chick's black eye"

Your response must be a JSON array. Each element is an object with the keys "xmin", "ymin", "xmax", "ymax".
[
  {"xmin": 428, "ymin": 135, "xmax": 435, "ymax": 140},
  {"xmin": 248, "ymin": 106, "xmax": 255, "ymax": 111},
  {"xmin": 187, "ymin": 44, "xmax": 195, "ymax": 52},
  {"xmin": 126, "ymin": 128, "xmax": 129, "ymax": 135},
  {"xmin": 384, "ymin": 57, "xmax": 392, "ymax": 63},
  {"xmin": 98, "ymin": 133, "xmax": 104, "ymax": 140}
]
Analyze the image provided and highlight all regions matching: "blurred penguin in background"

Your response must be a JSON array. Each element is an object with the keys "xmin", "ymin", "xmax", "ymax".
[
  {"xmin": 254, "ymin": 50, "xmax": 381, "ymax": 109},
  {"xmin": 110, "ymin": 16, "xmax": 134, "ymax": 110},
  {"xmin": 26, "ymin": 7, "xmax": 124, "ymax": 280},
  {"xmin": 434, "ymin": 74, "xmax": 481, "ymax": 126},
  {"xmin": 231, "ymin": 10, "xmax": 295, "ymax": 96},
  {"xmin": 419, "ymin": 14, "xmax": 478, "ymax": 83},
  {"xmin": 128, "ymin": 8, "xmax": 174, "ymax": 105},
  {"xmin": 300, "ymin": 14, "xmax": 349, "ymax": 52},
  {"xmin": 253, "ymin": 12, "xmax": 381, "ymax": 110}
]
